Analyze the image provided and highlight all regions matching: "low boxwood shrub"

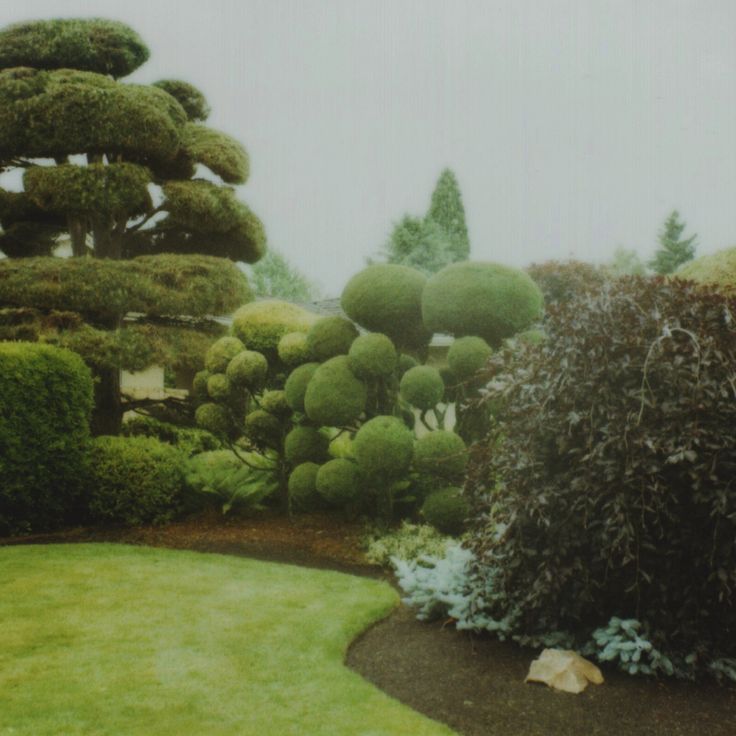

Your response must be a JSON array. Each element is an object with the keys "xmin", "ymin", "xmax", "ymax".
[
  {"xmin": 0, "ymin": 343, "xmax": 93, "ymax": 534},
  {"xmin": 420, "ymin": 487, "xmax": 469, "ymax": 536},
  {"xmin": 86, "ymin": 435, "xmax": 186, "ymax": 526},
  {"xmin": 464, "ymin": 275, "xmax": 736, "ymax": 673}
]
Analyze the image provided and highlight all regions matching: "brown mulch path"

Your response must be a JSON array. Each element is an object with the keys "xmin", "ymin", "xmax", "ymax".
[{"xmin": 3, "ymin": 513, "xmax": 736, "ymax": 736}]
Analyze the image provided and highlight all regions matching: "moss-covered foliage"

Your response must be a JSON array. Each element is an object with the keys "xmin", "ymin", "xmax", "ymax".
[
  {"xmin": 0, "ymin": 343, "xmax": 93, "ymax": 534},
  {"xmin": 413, "ymin": 430, "xmax": 467, "ymax": 478},
  {"xmin": 225, "ymin": 350, "xmax": 268, "ymax": 390},
  {"xmin": 284, "ymin": 362, "xmax": 320, "ymax": 412},
  {"xmin": 288, "ymin": 462, "xmax": 321, "ymax": 511},
  {"xmin": 0, "ymin": 18, "xmax": 149, "ymax": 78},
  {"xmin": 353, "ymin": 415, "xmax": 414, "ymax": 478},
  {"xmin": 675, "ymin": 247, "xmax": 736, "ymax": 296},
  {"xmin": 341, "ymin": 264, "xmax": 431, "ymax": 351},
  {"xmin": 399, "ymin": 365, "xmax": 444, "ymax": 411},
  {"xmin": 231, "ymin": 300, "xmax": 320, "ymax": 352},
  {"xmin": 306, "ymin": 316, "xmax": 359, "ymax": 362},
  {"xmin": 348, "ymin": 333, "xmax": 397, "ymax": 379},
  {"xmin": 304, "ymin": 355, "xmax": 367, "ymax": 426},
  {"xmin": 182, "ymin": 124, "xmax": 250, "ymax": 184},
  {"xmin": 422, "ymin": 261, "xmax": 543, "ymax": 345},
  {"xmin": 284, "ymin": 426, "xmax": 328, "ymax": 465},
  {"xmin": 0, "ymin": 254, "xmax": 252, "ymax": 321},
  {"xmin": 86, "ymin": 435, "xmax": 185, "ymax": 525},
  {"xmin": 447, "ymin": 336, "xmax": 492, "ymax": 380},
  {"xmin": 316, "ymin": 459, "xmax": 362, "ymax": 505},
  {"xmin": 277, "ymin": 331, "xmax": 311, "ymax": 366},
  {"xmin": 153, "ymin": 79, "xmax": 210, "ymax": 122},
  {"xmin": 421, "ymin": 487, "xmax": 469, "ymax": 536},
  {"xmin": 205, "ymin": 336, "xmax": 245, "ymax": 373}
]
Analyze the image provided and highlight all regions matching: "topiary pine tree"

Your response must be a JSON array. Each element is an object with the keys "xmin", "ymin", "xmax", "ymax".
[
  {"xmin": 0, "ymin": 18, "xmax": 265, "ymax": 433},
  {"xmin": 648, "ymin": 210, "xmax": 697, "ymax": 275},
  {"xmin": 426, "ymin": 168, "xmax": 470, "ymax": 262}
]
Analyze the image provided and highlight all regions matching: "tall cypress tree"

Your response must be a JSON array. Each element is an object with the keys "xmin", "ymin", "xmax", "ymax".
[
  {"xmin": 0, "ymin": 18, "xmax": 264, "ymax": 433},
  {"xmin": 648, "ymin": 210, "xmax": 697, "ymax": 275},
  {"xmin": 426, "ymin": 168, "xmax": 470, "ymax": 262}
]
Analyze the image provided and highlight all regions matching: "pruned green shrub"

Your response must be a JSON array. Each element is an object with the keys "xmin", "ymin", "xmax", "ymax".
[
  {"xmin": 260, "ymin": 389, "xmax": 290, "ymax": 417},
  {"xmin": 206, "ymin": 373, "xmax": 231, "ymax": 401},
  {"xmin": 399, "ymin": 365, "xmax": 444, "ymax": 411},
  {"xmin": 121, "ymin": 415, "xmax": 220, "ymax": 457},
  {"xmin": 413, "ymin": 430, "xmax": 467, "ymax": 478},
  {"xmin": 420, "ymin": 487, "xmax": 469, "ymax": 536},
  {"xmin": 86, "ymin": 435, "xmax": 185, "ymax": 526},
  {"xmin": 288, "ymin": 462, "xmax": 321, "ymax": 512},
  {"xmin": 277, "ymin": 331, "xmax": 311, "ymax": 366},
  {"xmin": 422, "ymin": 261, "xmax": 543, "ymax": 345},
  {"xmin": 348, "ymin": 333, "xmax": 397, "ymax": 379},
  {"xmin": 466, "ymin": 275, "xmax": 736, "ymax": 666},
  {"xmin": 284, "ymin": 362, "xmax": 319, "ymax": 412},
  {"xmin": 230, "ymin": 299, "xmax": 319, "ymax": 352},
  {"xmin": 205, "ymin": 336, "xmax": 245, "ymax": 373},
  {"xmin": 225, "ymin": 349, "xmax": 268, "ymax": 389},
  {"xmin": 0, "ymin": 342, "xmax": 93, "ymax": 534},
  {"xmin": 284, "ymin": 426, "xmax": 328, "ymax": 466},
  {"xmin": 303, "ymin": 356, "xmax": 367, "ymax": 426},
  {"xmin": 306, "ymin": 316, "xmax": 358, "ymax": 361},
  {"xmin": 353, "ymin": 415, "xmax": 414, "ymax": 478},
  {"xmin": 447, "ymin": 336, "xmax": 491, "ymax": 380},
  {"xmin": 244, "ymin": 409, "xmax": 281, "ymax": 448},
  {"xmin": 184, "ymin": 449, "xmax": 277, "ymax": 514},
  {"xmin": 341, "ymin": 264, "xmax": 431, "ymax": 351},
  {"xmin": 316, "ymin": 458, "xmax": 362, "ymax": 505},
  {"xmin": 195, "ymin": 402, "xmax": 231, "ymax": 436}
]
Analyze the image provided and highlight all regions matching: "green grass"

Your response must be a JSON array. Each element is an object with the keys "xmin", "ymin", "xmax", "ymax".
[{"xmin": 0, "ymin": 544, "xmax": 455, "ymax": 736}]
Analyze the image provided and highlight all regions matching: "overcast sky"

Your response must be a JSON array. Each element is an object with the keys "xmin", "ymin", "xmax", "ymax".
[{"xmin": 2, "ymin": 0, "xmax": 735, "ymax": 295}]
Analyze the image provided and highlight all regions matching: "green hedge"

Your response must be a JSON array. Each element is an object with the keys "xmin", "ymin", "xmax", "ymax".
[
  {"xmin": 0, "ymin": 342, "xmax": 93, "ymax": 534},
  {"xmin": 86, "ymin": 435, "xmax": 185, "ymax": 526}
]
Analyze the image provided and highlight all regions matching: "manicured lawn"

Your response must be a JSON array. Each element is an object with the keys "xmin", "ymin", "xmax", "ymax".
[{"xmin": 0, "ymin": 544, "xmax": 454, "ymax": 736}]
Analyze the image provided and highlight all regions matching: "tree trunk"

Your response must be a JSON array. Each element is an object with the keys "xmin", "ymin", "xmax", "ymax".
[
  {"xmin": 91, "ymin": 366, "xmax": 122, "ymax": 436},
  {"xmin": 67, "ymin": 216, "xmax": 87, "ymax": 256}
]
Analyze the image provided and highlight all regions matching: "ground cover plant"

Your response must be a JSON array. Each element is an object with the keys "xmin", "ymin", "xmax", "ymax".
[{"xmin": 0, "ymin": 544, "xmax": 454, "ymax": 736}]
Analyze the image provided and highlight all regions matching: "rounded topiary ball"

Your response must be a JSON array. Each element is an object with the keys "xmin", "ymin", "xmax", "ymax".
[
  {"xmin": 447, "ymin": 336, "xmax": 492, "ymax": 380},
  {"xmin": 304, "ymin": 356, "xmax": 367, "ymax": 427},
  {"xmin": 421, "ymin": 486, "xmax": 470, "ymax": 536},
  {"xmin": 397, "ymin": 353, "xmax": 419, "ymax": 377},
  {"xmin": 195, "ymin": 402, "xmax": 231, "ymax": 436},
  {"xmin": 231, "ymin": 300, "xmax": 320, "ymax": 352},
  {"xmin": 284, "ymin": 426, "xmax": 328, "ymax": 465},
  {"xmin": 413, "ymin": 430, "xmax": 467, "ymax": 478},
  {"xmin": 261, "ymin": 389, "xmax": 290, "ymax": 417},
  {"xmin": 316, "ymin": 458, "xmax": 362, "ymax": 505},
  {"xmin": 277, "ymin": 331, "xmax": 311, "ymax": 366},
  {"xmin": 399, "ymin": 365, "xmax": 444, "ymax": 411},
  {"xmin": 353, "ymin": 415, "xmax": 414, "ymax": 478},
  {"xmin": 284, "ymin": 362, "xmax": 320, "ymax": 413},
  {"xmin": 244, "ymin": 409, "xmax": 281, "ymax": 447},
  {"xmin": 348, "ymin": 333, "xmax": 397, "ymax": 379},
  {"xmin": 205, "ymin": 336, "xmax": 245, "ymax": 373},
  {"xmin": 225, "ymin": 349, "xmax": 268, "ymax": 389},
  {"xmin": 288, "ymin": 462, "xmax": 321, "ymax": 511},
  {"xmin": 306, "ymin": 316, "xmax": 359, "ymax": 361},
  {"xmin": 191, "ymin": 369, "xmax": 211, "ymax": 401},
  {"xmin": 206, "ymin": 373, "xmax": 231, "ymax": 401},
  {"xmin": 341, "ymin": 264, "xmax": 431, "ymax": 351},
  {"xmin": 422, "ymin": 261, "xmax": 544, "ymax": 346}
]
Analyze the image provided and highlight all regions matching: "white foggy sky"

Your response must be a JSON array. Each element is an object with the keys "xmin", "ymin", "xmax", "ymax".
[{"xmin": 2, "ymin": 0, "xmax": 735, "ymax": 295}]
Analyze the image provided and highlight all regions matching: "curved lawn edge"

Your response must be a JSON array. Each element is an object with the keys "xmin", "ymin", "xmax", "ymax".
[{"xmin": 0, "ymin": 543, "xmax": 456, "ymax": 736}]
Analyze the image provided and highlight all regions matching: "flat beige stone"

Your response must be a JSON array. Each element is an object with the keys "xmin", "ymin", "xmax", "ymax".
[{"xmin": 525, "ymin": 648, "xmax": 604, "ymax": 694}]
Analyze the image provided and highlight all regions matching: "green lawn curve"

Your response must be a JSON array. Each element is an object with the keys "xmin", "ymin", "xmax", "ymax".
[{"xmin": 0, "ymin": 544, "xmax": 455, "ymax": 736}]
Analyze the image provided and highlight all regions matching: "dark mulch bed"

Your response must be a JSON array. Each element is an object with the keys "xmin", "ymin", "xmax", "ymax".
[{"xmin": 4, "ymin": 513, "xmax": 736, "ymax": 736}]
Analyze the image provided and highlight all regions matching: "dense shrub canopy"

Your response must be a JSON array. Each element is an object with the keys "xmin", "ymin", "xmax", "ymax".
[
  {"xmin": 466, "ymin": 276, "xmax": 736, "ymax": 661},
  {"xmin": 447, "ymin": 336, "xmax": 491, "ymax": 380},
  {"xmin": 303, "ymin": 355, "xmax": 367, "ymax": 426},
  {"xmin": 422, "ymin": 261, "xmax": 543, "ymax": 346},
  {"xmin": 306, "ymin": 316, "xmax": 359, "ymax": 362},
  {"xmin": 353, "ymin": 415, "xmax": 414, "ymax": 478},
  {"xmin": 348, "ymin": 333, "xmax": 397, "ymax": 379},
  {"xmin": 341, "ymin": 264, "xmax": 431, "ymax": 352},
  {"xmin": 399, "ymin": 365, "xmax": 444, "ymax": 411},
  {"xmin": 231, "ymin": 300, "xmax": 320, "ymax": 352},
  {"xmin": 526, "ymin": 259, "xmax": 608, "ymax": 307},
  {"xmin": 675, "ymin": 247, "xmax": 736, "ymax": 296},
  {"xmin": 0, "ymin": 343, "xmax": 93, "ymax": 533}
]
